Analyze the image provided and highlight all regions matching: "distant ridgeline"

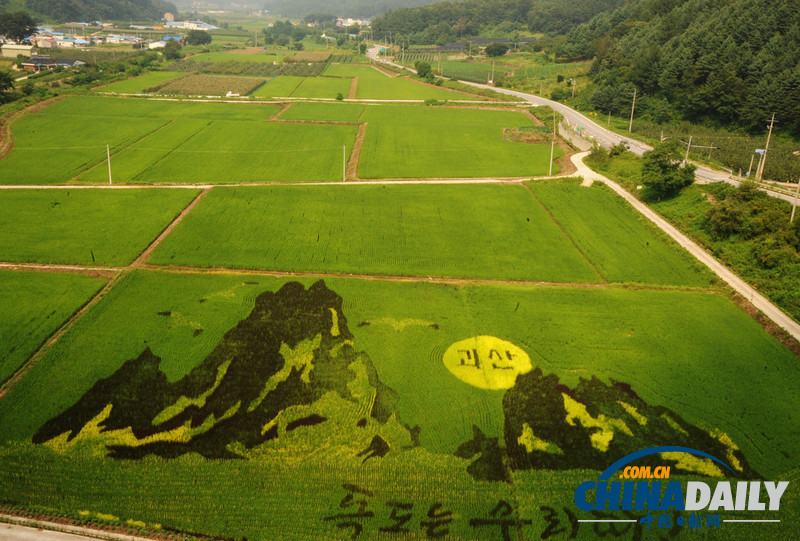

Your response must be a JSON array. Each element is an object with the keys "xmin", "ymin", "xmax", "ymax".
[
  {"xmin": 371, "ymin": 0, "xmax": 624, "ymax": 43},
  {"xmin": 561, "ymin": 0, "xmax": 800, "ymax": 134},
  {"xmin": 35, "ymin": 280, "xmax": 755, "ymax": 482},
  {"xmin": 24, "ymin": 0, "xmax": 177, "ymax": 22}
]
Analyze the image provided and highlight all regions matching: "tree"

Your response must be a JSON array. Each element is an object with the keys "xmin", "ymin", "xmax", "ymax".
[
  {"xmin": 641, "ymin": 140, "xmax": 696, "ymax": 199},
  {"xmin": 414, "ymin": 60, "xmax": 432, "ymax": 79},
  {"xmin": 0, "ymin": 11, "xmax": 36, "ymax": 43},
  {"xmin": 0, "ymin": 70, "xmax": 13, "ymax": 92},
  {"xmin": 484, "ymin": 42, "xmax": 509, "ymax": 57},
  {"xmin": 186, "ymin": 29, "xmax": 212, "ymax": 46},
  {"xmin": 163, "ymin": 39, "xmax": 183, "ymax": 60}
]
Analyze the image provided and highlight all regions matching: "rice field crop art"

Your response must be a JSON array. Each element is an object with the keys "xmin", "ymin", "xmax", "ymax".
[{"xmin": 0, "ymin": 270, "xmax": 797, "ymax": 540}]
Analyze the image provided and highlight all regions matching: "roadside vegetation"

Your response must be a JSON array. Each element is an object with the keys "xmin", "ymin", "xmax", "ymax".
[{"xmin": 588, "ymin": 147, "xmax": 800, "ymax": 322}]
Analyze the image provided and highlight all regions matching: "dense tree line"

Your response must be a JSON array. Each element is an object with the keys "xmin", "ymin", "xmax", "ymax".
[
  {"xmin": 264, "ymin": 0, "xmax": 440, "ymax": 20},
  {"xmin": 24, "ymin": 0, "xmax": 177, "ymax": 22},
  {"xmin": 564, "ymin": 0, "xmax": 800, "ymax": 135},
  {"xmin": 371, "ymin": 0, "xmax": 623, "ymax": 44}
]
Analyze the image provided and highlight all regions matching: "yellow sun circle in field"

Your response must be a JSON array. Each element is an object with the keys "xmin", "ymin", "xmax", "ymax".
[{"xmin": 442, "ymin": 336, "xmax": 532, "ymax": 390}]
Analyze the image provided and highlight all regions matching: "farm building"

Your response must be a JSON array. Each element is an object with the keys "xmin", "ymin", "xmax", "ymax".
[
  {"xmin": 20, "ymin": 55, "xmax": 85, "ymax": 71},
  {"xmin": 0, "ymin": 44, "xmax": 33, "ymax": 58},
  {"xmin": 21, "ymin": 55, "xmax": 57, "ymax": 71}
]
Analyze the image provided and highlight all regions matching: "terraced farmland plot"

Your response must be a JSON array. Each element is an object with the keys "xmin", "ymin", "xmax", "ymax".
[
  {"xmin": 279, "ymin": 101, "xmax": 366, "ymax": 122},
  {"xmin": 0, "ymin": 270, "xmax": 105, "ymax": 383},
  {"xmin": 0, "ymin": 188, "xmax": 201, "ymax": 265},
  {"xmin": 0, "ymin": 110, "xmax": 167, "ymax": 184},
  {"xmin": 148, "ymin": 184, "xmax": 601, "ymax": 282},
  {"xmin": 189, "ymin": 51, "xmax": 279, "ymax": 64},
  {"xmin": 0, "ymin": 270, "xmax": 796, "ymax": 539},
  {"xmin": 124, "ymin": 120, "xmax": 357, "ymax": 183},
  {"xmin": 250, "ymin": 75, "xmax": 304, "ymax": 97},
  {"xmin": 96, "ymin": 71, "xmax": 185, "ymax": 94},
  {"xmin": 358, "ymin": 105, "xmax": 561, "ymax": 178},
  {"xmin": 291, "ymin": 76, "xmax": 353, "ymax": 98},
  {"xmin": 324, "ymin": 63, "xmax": 477, "ymax": 100},
  {"xmin": 528, "ymin": 181, "xmax": 712, "ymax": 286},
  {"xmin": 147, "ymin": 73, "xmax": 267, "ymax": 96}
]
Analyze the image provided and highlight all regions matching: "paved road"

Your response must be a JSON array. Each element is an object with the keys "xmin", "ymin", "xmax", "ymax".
[
  {"xmin": 367, "ymin": 46, "xmax": 780, "ymax": 192},
  {"xmin": 0, "ymin": 517, "xmax": 153, "ymax": 541}
]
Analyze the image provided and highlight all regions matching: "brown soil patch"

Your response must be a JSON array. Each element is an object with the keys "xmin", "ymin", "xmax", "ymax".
[
  {"xmin": 731, "ymin": 291, "xmax": 800, "ymax": 358},
  {"xmin": 503, "ymin": 127, "xmax": 545, "ymax": 143},
  {"xmin": 269, "ymin": 102, "xmax": 292, "ymax": 120},
  {"xmin": 0, "ymin": 97, "xmax": 65, "ymax": 160},
  {"xmin": 348, "ymin": 77, "xmax": 358, "ymax": 99},
  {"xmin": 347, "ymin": 123, "xmax": 367, "ymax": 179},
  {"xmin": 522, "ymin": 109, "xmax": 545, "ymax": 127},
  {"xmin": 555, "ymin": 151, "xmax": 578, "ymax": 176},
  {"xmin": 370, "ymin": 64, "xmax": 397, "ymax": 77}
]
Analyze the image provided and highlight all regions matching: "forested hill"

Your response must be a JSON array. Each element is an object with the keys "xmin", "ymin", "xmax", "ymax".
[
  {"xmin": 371, "ymin": 0, "xmax": 624, "ymax": 42},
  {"xmin": 24, "ymin": 0, "xmax": 177, "ymax": 22},
  {"xmin": 263, "ymin": 0, "xmax": 444, "ymax": 19},
  {"xmin": 562, "ymin": 0, "xmax": 800, "ymax": 134}
]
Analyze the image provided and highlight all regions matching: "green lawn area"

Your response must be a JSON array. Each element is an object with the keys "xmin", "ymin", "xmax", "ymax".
[
  {"xmin": 96, "ymin": 71, "xmax": 185, "ymax": 94},
  {"xmin": 527, "ymin": 181, "xmax": 713, "ymax": 287},
  {"xmin": 0, "ymin": 270, "xmax": 795, "ymax": 539},
  {"xmin": 358, "ymin": 105, "xmax": 561, "ymax": 178},
  {"xmin": 147, "ymin": 184, "xmax": 600, "ymax": 282},
  {"xmin": 0, "ymin": 270, "xmax": 106, "ymax": 383},
  {"xmin": 291, "ymin": 76, "xmax": 352, "ymax": 99},
  {"xmin": 278, "ymin": 102, "xmax": 366, "ymax": 122},
  {"xmin": 250, "ymin": 75, "xmax": 303, "ymax": 97},
  {"xmin": 324, "ymin": 64, "xmax": 477, "ymax": 100},
  {"xmin": 0, "ymin": 188, "xmax": 200, "ymax": 265}
]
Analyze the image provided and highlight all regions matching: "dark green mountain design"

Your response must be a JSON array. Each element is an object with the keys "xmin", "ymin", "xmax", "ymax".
[
  {"xmin": 33, "ymin": 281, "xmax": 403, "ymax": 460},
  {"xmin": 460, "ymin": 368, "xmax": 757, "ymax": 480}
]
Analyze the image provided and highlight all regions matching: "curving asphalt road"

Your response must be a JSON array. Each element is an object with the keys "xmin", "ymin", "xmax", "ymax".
[{"xmin": 367, "ymin": 46, "xmax": 783, "ymax": 192}]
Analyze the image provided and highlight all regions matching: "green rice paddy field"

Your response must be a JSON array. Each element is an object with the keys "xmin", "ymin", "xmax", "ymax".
[
  {"xmin": 0, "ymin": 96, "xmax": 555, "ymax": 183},
  {"xmin": 0, "ymin": 87, "xmax": 798, "ymax": 540},
  {"xmin": 97, "ymin": 71, "xmax": 185, "ymax": 94},
  {"xmin": 0, "ymin": 270, "xmax": 106, "ymax": 383},
  {"xmin": 0, "ymin": 269, "xmax": 796, "ymax": 540},
  {"xmin": 0, "ymin": 189, "xmax": 200, "ymax": 265},
  {"xmin": 148, "ymin": 183, "xmax": 709, "ymax": 285}
]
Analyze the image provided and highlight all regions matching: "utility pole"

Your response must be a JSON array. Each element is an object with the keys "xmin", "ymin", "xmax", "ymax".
[
  {"xmin": 628, "ymin": 88, "xmax": 637, "ymax": 133},
  {"xmin": 683, "ymin": 136, "xmax": 693, "ymax": 165},
  {"xmin": 343, "ymin": 146, "xmax": 346, "ymax": 182},
  {"xmin": 747, "ymin": 153, "xmax": 755, "ymax": 176},
  {"xmin": 570, "ymin": 78, "xmax": 575, "ymax": 99},
  {"xmin": 792, "ymin": 150, "xmax": 800, "ymax": 222},
  {"xmin": 549, "ymin": 111, "xmax": 556, "ymax": 176},
  {"xmin": 756, "ymin": 113, "xmax": 776, "ymax": 180},
  {"xmin": 107, "ymin": 144, "xmax": 112, "ymax": 185}
]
